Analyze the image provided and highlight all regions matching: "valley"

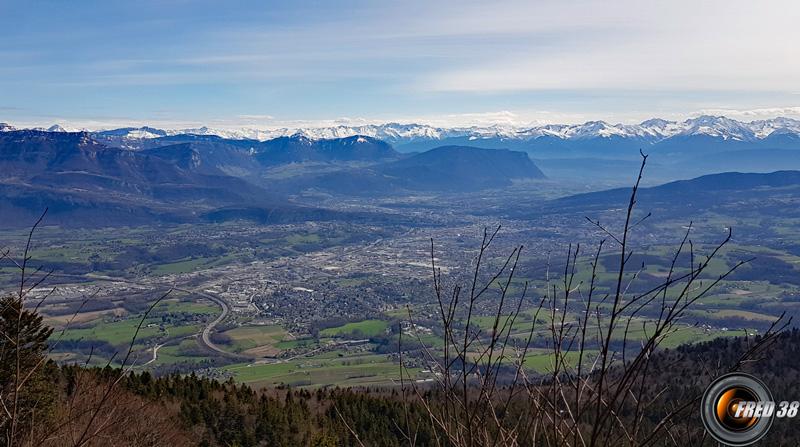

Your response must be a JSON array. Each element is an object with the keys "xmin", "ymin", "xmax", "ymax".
[
  {"xmin": 4, "ymin": 161, "xmax": 797, "ymax": 388},
  {"xmin": 5, "ymin": 2, "xmax": 800, "ymax": 444},
  {"xmin": 0, "ymin": 121, "xmax": 798, "ymax": 389}
]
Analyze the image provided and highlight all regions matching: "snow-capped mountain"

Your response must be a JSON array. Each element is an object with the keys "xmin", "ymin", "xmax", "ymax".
[
  {"xmin": 23, "ymin": 123, "xmax": 88, "ymax": 133},
  {"xmin": 747, "ymin": 117, "xmax": 800, "ymax": 139},
  {"xmin": 1, "ymin": 115, "xmax": 799, "ymax": 197},
  {"xmin": 5, "ymin": 116, "xmax": 800, "ymax": 146},
  {"xmin": 93, "ymin": 115, "xmax": 800, "ymax": 143},
  {"xmin": 160, "ymin": 123, "xmax": 466, "ymax": 142},
  {"xmin": 674, "ymin": 116, "xmax": 756, "ymax": 141},
  {"xmin": 95, "ymin": 126, "xmax": 168, "ymax": 139},
  {"xmin": 46, "ymin": 124, "xmax": 68, "ymax": 132}
]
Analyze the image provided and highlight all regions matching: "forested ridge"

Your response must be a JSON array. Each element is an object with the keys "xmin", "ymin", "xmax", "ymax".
[{"xmin": 6, "ymin": 329, "xmax": 799, "ymax": 446}]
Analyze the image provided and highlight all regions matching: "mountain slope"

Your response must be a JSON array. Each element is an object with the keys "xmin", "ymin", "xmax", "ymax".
[
  {"xmin": 254, "ymin": 135, "xmax": 398, "ymax": 165},
  {"xmin": 277, "ymin": 145, "xmax": 546, "ymax": 195},
  {"xmin": 96, "ymin": 132, "xmax": 400, "ymax": 167},
  {"xmin": 382, "ymin": 145, "xmax": 545, "ymax": 190},
  {"xmin": 544, "ymin": 170, "xmax": 800, "ymax": 218},
  {"xmin": 0, "ymin": 131, "xmax": 297, "ymax": 227}
]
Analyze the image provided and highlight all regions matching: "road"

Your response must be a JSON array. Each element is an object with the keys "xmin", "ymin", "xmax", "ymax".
[
  {"xmin": 49, "ymin": 272, "xmax": 244, "ymax": 359},
  {"xmin": 250, "ymin": 338, "xmax": 370, "ymax": 366},
  {"xmin": 171, "ymin": 286, "xmax": 243, "ymax": 359},
  {"xmin": 144, "ymin": 343, "xmax": 163, "ymax": 366}
]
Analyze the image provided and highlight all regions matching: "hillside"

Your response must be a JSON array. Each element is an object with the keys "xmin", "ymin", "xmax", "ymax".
[
  {"xmin": 256, "ymin": 134, "xmax": 398, "ymax": 165},
  {"xmin": 0, "ymin": 131, "xmax": 330, "ymax": 227},
  {"xmin": 15, "ymin": 327, "xmax": 800, "ymax": 446},
  {"xmin": 278, "ymin": 145, "xmax": 546, "ymax": 195},
  {"xmin": 544, "ymin": 170, "xmax": 800, "ymax": 218}
]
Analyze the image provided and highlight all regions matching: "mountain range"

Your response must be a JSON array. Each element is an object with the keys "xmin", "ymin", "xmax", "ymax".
[
  {"xmin": 0, "ymin": 130, "xmax": 286, "ymax": 226},
  {"xmin": 5, "ymin": 115, "xmax": 799, "ymax": 181},
  {"xmin": 1, "ymin": 127, "xmax": 796, "ymax": 232},
  {"xmin": 0, "ymin": 114, "xmax": 798, "ymax": 227},
  {"xmin": 0, "ymin": 130, "xmax": 545, "ymax": 227},
  {"xmin": 545, "ymin": 170, "xmax": 800, "ymax": 217},
  {"xmin": 6, "ymin": 115, "xmax": 799, "ymax": 150}
]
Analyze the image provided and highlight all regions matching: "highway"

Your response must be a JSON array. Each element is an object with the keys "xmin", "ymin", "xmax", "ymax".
[
  {"xmin": 48, "ymin": 272, "xmax": 245, "ymax": 359},
  {"xmin": 170, "ymin": 286, "xmax": 244, "ymax": 359}
]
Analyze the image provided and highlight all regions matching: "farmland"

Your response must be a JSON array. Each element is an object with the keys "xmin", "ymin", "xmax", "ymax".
[{"xmin": 2, "ymin": 176, "xmax": 796, "ymax": 388}]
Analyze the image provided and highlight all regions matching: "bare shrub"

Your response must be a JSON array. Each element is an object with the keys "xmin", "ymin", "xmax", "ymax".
[
  {"xmin": 398, "ymin": 153, "xmax": 789, "ymax": 446},
  {"xmin": 0, "ymin": 210, "xmax": 181, "ymax": 446}
]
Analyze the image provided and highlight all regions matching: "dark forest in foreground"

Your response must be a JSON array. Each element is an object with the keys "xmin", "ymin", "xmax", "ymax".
[{"xmin": 6, "ymin": 314, "xmax": 800, "ymax": 446}]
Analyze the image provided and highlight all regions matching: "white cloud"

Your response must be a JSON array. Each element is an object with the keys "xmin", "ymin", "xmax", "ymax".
[
  {"xmin": 416, "ymin": 0, "xmax": 800, "ymax": 93},
  {"xmin": 4, "ymin": 0, "xmax": 799, "ymax": 125},
  {"xmin": 691, "ymin": 107, "xmax": 800, "ymax": 121}
]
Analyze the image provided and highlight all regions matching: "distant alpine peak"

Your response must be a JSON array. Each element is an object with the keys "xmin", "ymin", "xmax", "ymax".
[
  {"xmin": 47, "ymin": 124, "xmax": 67, "ymax": 132},
  {"xmin": 170, "ymin": 115, "xmax": 800, "ymax": 143},
  {"xmin": 678, "ymin": 115, "xmax": 756, "ymax": 141},
  {"xmin": 5, "ymin": 115, "xmax": 800, "ymax": 143}
]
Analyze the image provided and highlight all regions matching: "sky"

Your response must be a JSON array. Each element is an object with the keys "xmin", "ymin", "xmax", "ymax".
[{"xmin": 2, "ymin": 0, "xmax": 800, "ymax": 129}]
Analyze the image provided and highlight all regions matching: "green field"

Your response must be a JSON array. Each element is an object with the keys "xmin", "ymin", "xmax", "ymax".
[
  {"xmin": 151, "ymin": 257, "xmax": 216, "ymax": 275},
  {"xmin": 58, "ymin": 317, "xmax": 166, "ymax": 346},
  {"xmin": 225, "ymin": 351, "xmax": 417, "ymax": 388},
  {"xmin": 57, "ymin": 317, "xmax": 203, "ymax": 347},
  {"xmin": 691, "ymin": 309, "xmax": 779, "ymax": 322},
  {"xmin": 320, "ymin": 319, "xmax": 389, "ymax": 338},
  {"xmin": 285, "ymin": 233, "xmax": 322, "ymax": 244},
  {"xmin": 522, "ymin": 349, "xmax": 600, "ymax": 373},
  {"xmin": 221, "ymin": 325, "xmax": 288, "ymax": 354},
  {"xmin": 150, "ymin": 339, "xmax": 212, "ymax": 366},
  {"xmin": 156, "ymin": 299, "xmax": 219, "ymax": 314},
  {"xmin": 48, "ymin": 296, "xmax": 217, "ymax": 367},
  {"xmin": 275, "ymin": 338, "xmax": 317, "ymax": 349}
]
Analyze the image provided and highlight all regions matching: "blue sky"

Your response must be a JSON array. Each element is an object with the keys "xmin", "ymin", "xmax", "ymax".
[{"xmin": 2, "ymin": 0, "xmax": 799, "ymax": 129}]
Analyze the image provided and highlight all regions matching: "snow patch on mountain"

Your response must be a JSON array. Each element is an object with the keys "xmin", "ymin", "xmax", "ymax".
[
  {"xmin": 676, "ymin": 116, "xmax": 756, "ymax": 141},
  {"xmin": 47, "ymin": 124, "xmax": 68, "ymax": 132},
  {"xmin": 5, "ymin": 116, "xmax": 800, "ymax": 144}
]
